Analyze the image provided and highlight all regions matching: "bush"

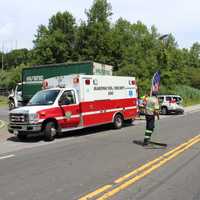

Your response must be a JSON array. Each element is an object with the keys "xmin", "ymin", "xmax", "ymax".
[
  {"xmin": 0, "ymin": 64, "xmax": 27, "ymax": 89},
  {"xmin": 172, "ymin": 85, "xmax": 200, "ymax": 106},
  {"xmin": 0, "ymin": 96, "xmax": 7, "ymax": 107}
]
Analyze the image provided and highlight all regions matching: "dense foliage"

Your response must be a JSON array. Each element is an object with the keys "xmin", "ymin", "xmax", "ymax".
[
  {"xmin": 172, "ymin": 85, "xmax": 200, "ymax": 106},
  {"xmin": 0, "ymin": 0, "xmax": 200, "ymax": 100}
]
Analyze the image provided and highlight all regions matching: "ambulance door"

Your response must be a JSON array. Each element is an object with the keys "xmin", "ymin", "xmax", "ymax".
[{"xmin": 58, "ymin": 90, "xmax": 80, "ymax": 128}]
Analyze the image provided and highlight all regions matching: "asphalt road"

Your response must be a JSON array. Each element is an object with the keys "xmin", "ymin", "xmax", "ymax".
[
  {"xmin": 0, "ymin": 108, "xmax": 199, "ymax": 200},
  {"xmin": 0, "ymin": 106, "xmax": 8, "ymax": 122}
]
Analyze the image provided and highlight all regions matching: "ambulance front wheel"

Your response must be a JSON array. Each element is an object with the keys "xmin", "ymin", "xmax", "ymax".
[
  {"xmin": 17, "ymin": 133, "xmax": 27, "ymax": 141},
  {"xmin": 113, "ymin": 114, "xmax": 123, "ymax": 129},
  {"xmin": 44, "ymin": 121, "xmax": 57, "ymax": 141}
]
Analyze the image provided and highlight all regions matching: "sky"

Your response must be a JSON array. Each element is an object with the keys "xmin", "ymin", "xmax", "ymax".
[{"xmin": 0, "ymin": 0, "xmax": 199, "ymax": 51}]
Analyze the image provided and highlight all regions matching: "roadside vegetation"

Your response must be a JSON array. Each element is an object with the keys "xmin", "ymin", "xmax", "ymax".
[
  {"xmin": 0, "ymin": 96, "xmax": 7, "ymax": 107},
  {"xmin": 173, "ymin": 86, "xmax": 200, "ymax": 106},
  {"xmin": 0, "ymin": 0, "xmax": 200, "ymax": 105}
]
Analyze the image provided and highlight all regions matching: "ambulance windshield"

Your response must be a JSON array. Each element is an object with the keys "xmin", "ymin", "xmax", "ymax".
[{"xmin": 28, "ymin": 89, "xmax": 60, "ymax": 106}]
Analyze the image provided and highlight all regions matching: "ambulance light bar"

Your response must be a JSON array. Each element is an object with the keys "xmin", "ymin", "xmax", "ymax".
[
  {"xmin": 73, "ymin": 77, "xmax": 79, "ymax": 84},
  {"xmin": 42, "ymin": 80, "xmax": 48, "ymax": 89},
  {"xmin": 129, "ymin": 80, "xmax": 136, "ymax": 85}
]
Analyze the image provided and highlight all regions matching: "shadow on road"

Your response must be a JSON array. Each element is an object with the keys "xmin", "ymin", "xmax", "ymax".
[
  {"xmin": 7, "ymin": 136, "xmax": 43, "ymax": 143},
  {"xmin": 6, "ymin": 122, "xmax": 135, "ymax": 143},
  {"xmin": 133, "ymin": 140, "xmax": 167, "ymax": 149},
  {"xmin": 57, "ymin": 122, "xmax": 135, "ymax": 139},
  {"xmin": 133, "ymin": 140, "xmax": 144, "ymax": 146}
]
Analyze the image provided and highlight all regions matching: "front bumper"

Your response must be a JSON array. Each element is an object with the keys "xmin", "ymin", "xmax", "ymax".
[
  {"xmin": 8, "ymin": 123, "xmax": 42, "ymax": 135},
  {"xmin": 168, "ymin": 107, "xmax": 184, "ymax": 113}
]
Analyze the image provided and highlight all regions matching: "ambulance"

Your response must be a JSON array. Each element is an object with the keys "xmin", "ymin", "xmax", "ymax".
[{"xmin": 8, "ymin": 75, "xmax": 138, "ymax": 141}]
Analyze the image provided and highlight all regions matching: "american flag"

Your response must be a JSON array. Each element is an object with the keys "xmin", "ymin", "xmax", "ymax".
[{"xmin": 151, "ymin": 71, "xmax": 160, "ymax": 95}]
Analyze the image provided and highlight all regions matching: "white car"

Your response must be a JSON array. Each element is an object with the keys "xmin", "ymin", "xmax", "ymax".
[{"xmin": 157, "ymin": 95, "xmax": 184, "ymax": 115}]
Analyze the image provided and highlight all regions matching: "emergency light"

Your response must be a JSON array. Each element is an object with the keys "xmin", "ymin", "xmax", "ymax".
[
  {"xmin": 73, "ymin": 77, "xmax": 79, "ymax": 84},
  {"xmin": 42, "ymin": 80, "xmax": 48, "ymax": 89},
  {"xmin": 85, "ymin": 79, "xmax": 90, "ymax": 85},
  {"xmin": 129, "ymin": 80, "xmax": 136, "ymax": 85}
]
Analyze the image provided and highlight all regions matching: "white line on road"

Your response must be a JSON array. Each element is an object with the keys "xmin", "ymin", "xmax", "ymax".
[
  {"xmin": 187, "ymin": 109, "xmax": 200, "ymax": 114},
  {"xmin": 0, "ymin": 154, "xmax": 15, "ymax": 160},
  {"xmin": 0, "ymin": 120, "xmax": 5, "ymax": 129}
]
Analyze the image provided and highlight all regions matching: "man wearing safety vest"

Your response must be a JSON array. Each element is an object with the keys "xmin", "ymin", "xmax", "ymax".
[{"xmin": 143, "ymin": 92, "xmax": 160, "ymax": 146}]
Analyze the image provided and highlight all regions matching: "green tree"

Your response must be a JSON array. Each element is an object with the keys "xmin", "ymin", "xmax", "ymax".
[
  {"xmin": 75, "ymin": 0, "xmax": 113, "ymax": 63},
  {"xmin": 1, "ymin": 0, "xmax": 200, "ymax": 96},
  {"xmin": 4, "ymin": 49, "xmax": 30, "ymax": 69},
  {"xmin": 33, "ymin": 11, "xmax": 77, "ymax": 64},
  {"xmin": 186, "ymin": 67, "xmax": 200, "ymax": 89},
  {"xmin": 0, "ymin": 64, "xmax": 27, "ymax": 89},
  {"xmin": 110, "ymin": 18, "xmax": 134, "ymax": 70},
  {"xmin": 113, "ymin": 20, "xmax": 160, "ymax": 92},
  {"xmin": 189, "ymin": 42, "xmax": 200, "ymax": 68}
]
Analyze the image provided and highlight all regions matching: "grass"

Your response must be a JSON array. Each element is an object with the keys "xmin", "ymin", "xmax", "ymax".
[
  {"xmin": 0, "ymin": 96, "xmax": 7, "ymax": 107},
  {"xmin": 160, "ymin": 85, "xmax": 200, "ymax": 106},
  {"xmin": 173, "ymin": 85, "xmax": 200, "ymax": 106}
]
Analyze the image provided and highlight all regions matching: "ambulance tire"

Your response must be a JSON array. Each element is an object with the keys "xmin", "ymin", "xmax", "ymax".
[
  {"xmin": 44, "ymin": 121, "xmax": 57, "ymax": 141},
  {"xmin": 125, "ymin": 119, "xmax": 133, "ymax": 124},
  {"xmin": 113, "ymin": 114, "xmax": 123, "ymax": 129},
  {"xmin": 17, "ymin": 133, "xmax": 27, "ymax": 141}
]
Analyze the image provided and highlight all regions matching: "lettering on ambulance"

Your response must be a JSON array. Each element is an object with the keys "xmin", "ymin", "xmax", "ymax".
[
  {"xmin": 94, "ymin": 86, "xmax": 125, "ymax": 96},
  {"xmin": 80, "ymin": 84, "xmax": 136, "ymax": 126}
]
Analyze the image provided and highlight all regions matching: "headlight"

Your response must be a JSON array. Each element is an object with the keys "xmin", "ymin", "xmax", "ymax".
[{"xmin": 29, "ymin": 113, "xmax": 39, "ymax": 123}]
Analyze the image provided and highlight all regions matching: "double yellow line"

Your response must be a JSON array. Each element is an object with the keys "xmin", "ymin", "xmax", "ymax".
[{"xmin": 78, "ymin": 134, "xmax": 200, "ymax": 200}]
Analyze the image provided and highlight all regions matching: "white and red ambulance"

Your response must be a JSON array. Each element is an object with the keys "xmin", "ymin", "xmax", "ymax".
[{"xmin": 8, "ymin": 75, "xmax": 138, "ymax": 141}]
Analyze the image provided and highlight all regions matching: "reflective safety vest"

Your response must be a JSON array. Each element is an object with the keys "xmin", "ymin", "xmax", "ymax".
[{"xmin": 145, "ymin": 96, "xmax": 159, "ymax": 115}]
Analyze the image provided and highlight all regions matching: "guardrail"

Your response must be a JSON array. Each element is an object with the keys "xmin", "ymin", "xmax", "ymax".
[{"xmin": 0, "ymin": 89, "xmax": 9, "ymax": 96}]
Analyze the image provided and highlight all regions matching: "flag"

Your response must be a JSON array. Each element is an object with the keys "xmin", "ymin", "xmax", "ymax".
[{"xmin": 151, "ymin": 71, "xmax": 160, "ymax": 95}]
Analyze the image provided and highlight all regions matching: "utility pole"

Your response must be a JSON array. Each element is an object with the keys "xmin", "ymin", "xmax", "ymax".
[
  {"xmin": 1, "ymin": 53, "xmax": 3, "ymax": 71},
  {"xmin": 1, "ymin": 41, "xmax": 4, "ymax": 71}
]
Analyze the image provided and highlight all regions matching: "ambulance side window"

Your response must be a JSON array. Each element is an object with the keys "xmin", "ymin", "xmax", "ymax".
[{"xmin": 60, "ymin": 90, "xmax": 76, "ymax": 105}]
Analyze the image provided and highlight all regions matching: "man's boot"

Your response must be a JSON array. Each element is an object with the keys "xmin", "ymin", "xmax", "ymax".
[{"xmin": 143, "ymin": 138, "xmax": 149, "ymax": 146}]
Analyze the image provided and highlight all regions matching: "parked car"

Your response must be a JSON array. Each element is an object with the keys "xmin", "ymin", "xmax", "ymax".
[{"xmin": 157, "ymin": 95, "xmax": 184, "ymax": 115}]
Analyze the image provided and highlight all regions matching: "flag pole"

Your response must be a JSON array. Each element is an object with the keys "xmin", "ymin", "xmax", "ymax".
[{"xmin": 150, "ymin": 73, "xmax": 155, "ymax": 97}]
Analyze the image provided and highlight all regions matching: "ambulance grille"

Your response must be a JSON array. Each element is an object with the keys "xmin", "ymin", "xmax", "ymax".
[{"xmin": 10, "ymin": 113, "xmax": 28, "ymax": 123}]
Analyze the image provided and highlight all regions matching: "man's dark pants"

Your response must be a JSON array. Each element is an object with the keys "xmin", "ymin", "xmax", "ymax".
[{"xmin": 144, "ymin": 114, "xmax": 155, "ymax": 145}]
